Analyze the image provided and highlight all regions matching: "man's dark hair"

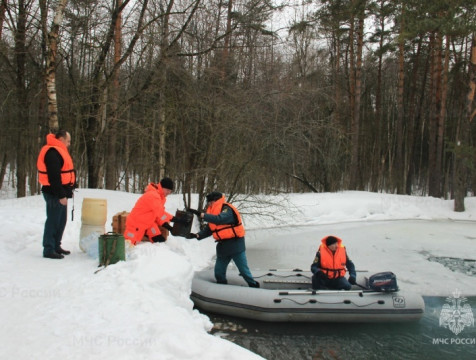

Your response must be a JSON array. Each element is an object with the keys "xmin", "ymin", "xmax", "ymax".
[
  {"xmin": 326, "ymin": 236, "xmax": 338, "ymax": 246},
  {"xmin": 55, "ymin": 130, "xmax": 68, "ymax": 139},
  {"xmin": 206, "ymin": 191, "xmax": 223, "ymax": 202}
]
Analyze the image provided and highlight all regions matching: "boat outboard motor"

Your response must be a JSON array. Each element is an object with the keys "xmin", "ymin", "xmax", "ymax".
[{"xmin": 367, "ymin": 272, "xmax": 399, "ymax": 292}]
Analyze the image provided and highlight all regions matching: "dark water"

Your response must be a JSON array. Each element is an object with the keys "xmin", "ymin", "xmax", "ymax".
[{"xmin": 206, "ymin": 296, "xmax": 476, "ymax": 360}]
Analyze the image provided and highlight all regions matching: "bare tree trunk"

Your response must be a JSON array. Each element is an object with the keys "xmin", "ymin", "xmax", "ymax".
[
  {"xmin": 105, "ymin": 0, "xmax": 122, "ymax": 190},
  {"xmin": 428, "ymin": 31, "xmax": 443, "ymax": 197},
  {"xmin": 158, "ymin": 0, "xmax": 175, "ymax": 181},
  {"xmin": 439, "ymin": 35, "xmax": 450, "ymax": 196},
  {"xmin": 86, "ymin": 0, "xmax": 133, "ymax": 188},
  {"xmin": 158, "ymin": 106, "xmax": 166, "ymax": 180},
  {"xmin": 42, "ymin": 0, "xmax": 68, "ymax": 131},
  {"xmin": 0, "ymin": 0, "xmax": 6, "ymax": 40},
  {"xmin": 405, "ymin": 38, "xmax": 423, "ymax": 195},
  {"xmin": 348, "ymin": 16, "xmax": 356, "ymax": 132},
  {"xmin": 372, "ymin": 0, "xmax": 385, "ymax": 192},
  {"xmin": 124, "ymin": 108, "xmax": 131, "ymax": 192},
  {"xmin": 349, "ymin": 1, "xmax": 364, "ymax": 189},
  {"xmin": 15, "ymin": 0, "xmax": 27, "ymax": 198},
  {"xmin": 333, "ymin": 35, "xmax": 342, "ymax": 129},
  {"xmin": 454, "ymin": 33, "xmax": 476, "ymax": 211},
  {"xmin": 222, "ymin": 0, "xmax": 233, "ymax": 80},
  {"xmin": 0, "ymin": 153, "xmax": 7, "ymax": 189},
  {"xmin": 395, "ymin": 15, "xmax": 405, "ymax": 194}
]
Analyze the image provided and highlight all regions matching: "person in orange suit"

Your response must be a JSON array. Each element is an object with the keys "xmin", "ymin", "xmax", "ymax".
[{"xmin": 124, "ymin": 177, "xmax": 181, "ymax": 245}]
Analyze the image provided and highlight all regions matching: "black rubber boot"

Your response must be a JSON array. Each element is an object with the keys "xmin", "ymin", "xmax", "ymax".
[
  {"xmin": 249, "ymin": 281, "xmax": 260, "ymax": 288},
  {"xmin": 56, "ymin": 247, "xmax": 71, "ymax": 255},
  {"xmin": 44, "ymin": 252, "xmax": 64, "ymax": 259}
]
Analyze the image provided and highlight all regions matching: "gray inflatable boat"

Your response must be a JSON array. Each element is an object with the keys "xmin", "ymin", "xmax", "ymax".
[{"xmin": 191, "ymin": 268, "xmax": 425, "ymax": 322}]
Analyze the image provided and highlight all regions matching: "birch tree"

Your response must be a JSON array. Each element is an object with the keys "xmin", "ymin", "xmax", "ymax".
[{"xmin": 40, "ymin": 0, "xmax": 68, "ymax": 131}]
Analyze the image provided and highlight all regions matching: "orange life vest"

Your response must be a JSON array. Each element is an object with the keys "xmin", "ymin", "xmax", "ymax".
[
  {"xmin": 319, "ymin": 236, "xmax": 347, "ymax": 279},
  {"xmin": 37, "ymin": 134, "xmax": 76, "ymax": 187},
  {"xmin": 207, "ymin": 196, "xmax": 245, "ymax": 241}
]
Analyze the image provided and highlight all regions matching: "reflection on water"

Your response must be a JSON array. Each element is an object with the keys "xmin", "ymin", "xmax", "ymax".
[{"xmin": 207, "ymin": 296, "xmax": 476, "ymax": 360}]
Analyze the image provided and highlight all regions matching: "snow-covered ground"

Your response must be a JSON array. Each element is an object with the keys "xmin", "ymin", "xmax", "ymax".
[{"xmin": 1, "ymin": 188, "xmax": 476, "ymax": 359}]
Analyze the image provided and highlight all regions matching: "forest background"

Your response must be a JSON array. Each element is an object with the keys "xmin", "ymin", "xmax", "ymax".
[{"xmin": 1, "ymin": 0, "xmax": 476, "ymax": 212}]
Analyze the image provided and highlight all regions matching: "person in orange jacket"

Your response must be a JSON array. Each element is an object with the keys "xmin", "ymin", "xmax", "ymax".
[
  {"xmin": 37, "ymin": 130, "xmax": 77, "ymax": 259},
  {"xmin": 310, "ymin": 235, "xmax": 357, "ymax": 290},
  {"xmin": 124, "ymin": 177, "xmax": 182, "ymax": 245}
]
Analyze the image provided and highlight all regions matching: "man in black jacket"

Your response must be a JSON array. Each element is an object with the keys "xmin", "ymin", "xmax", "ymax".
[{"xmin": 37, "ymin": 130, "xmax": 76, "ymax": 259}]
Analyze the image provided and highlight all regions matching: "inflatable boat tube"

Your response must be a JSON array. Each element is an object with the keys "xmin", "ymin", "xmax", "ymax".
[{"xmin": 191, "ymin": 268, "xmax": 425, "ymax": 322}]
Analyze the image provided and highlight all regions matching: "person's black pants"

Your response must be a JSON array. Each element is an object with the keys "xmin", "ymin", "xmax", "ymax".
[
  {"xmin": 312, "ymin": 272, "xmax": 352, "ymax": 290},
  {"xmin": 42, "ymin": 192, "xmax": 67, "ymax": 255}
]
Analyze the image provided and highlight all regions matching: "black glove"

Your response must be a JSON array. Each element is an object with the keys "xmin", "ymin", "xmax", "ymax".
[
  {"xmin": 152, "ymin": 235, "xmax": 166, "ymax": 243},
  {"xmin": 348, "ymin": 276, "xmax": 356, "ymax": 285},
  {"xmin": 171, "ymin": 216, "xmax": 189, "ymax": 224},
  {"xmin": 186, "ymin": 233, "xmax": 198, "ymax": 239},
  {"xmin": 187, "ymin": 208, "xmax": 202, "ymax": 217},
  {"xmin": 162, "ymin": 222, "xmax": 173, "ymax": 231}
]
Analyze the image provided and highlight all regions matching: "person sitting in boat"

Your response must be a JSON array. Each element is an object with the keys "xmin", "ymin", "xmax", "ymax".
[
  {"xmin": 186, "ymin": 191, "xmax": 260, "ymax": 288},
  {"xmin": 310, "ymin": 235, "xmax": 357, "ymax": 290}
]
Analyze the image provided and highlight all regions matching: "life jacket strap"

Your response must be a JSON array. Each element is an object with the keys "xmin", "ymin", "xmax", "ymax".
[
  {"xmin": 212, "ymin": 222, "xmax": 242, "ymax": 241},
  {"xmin": 320, "ymin": 266, "xmax": 345, "ymax": 279}
]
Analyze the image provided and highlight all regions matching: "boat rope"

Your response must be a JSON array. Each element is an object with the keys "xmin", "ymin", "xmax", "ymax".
[
  {"xmin": 263, "ymin": 279, "xmax": 311, "ymax": 285},
  {"xmin": 254, "ymin": 272, "xmax": 312, "ymax": 280},
  {"xmin": 268, "ymin": 268, "xmax": 369, "ymax": 272},
  {"xmin": 274, "ymin": 298, "xmax": 386, "ymax": 307}
]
